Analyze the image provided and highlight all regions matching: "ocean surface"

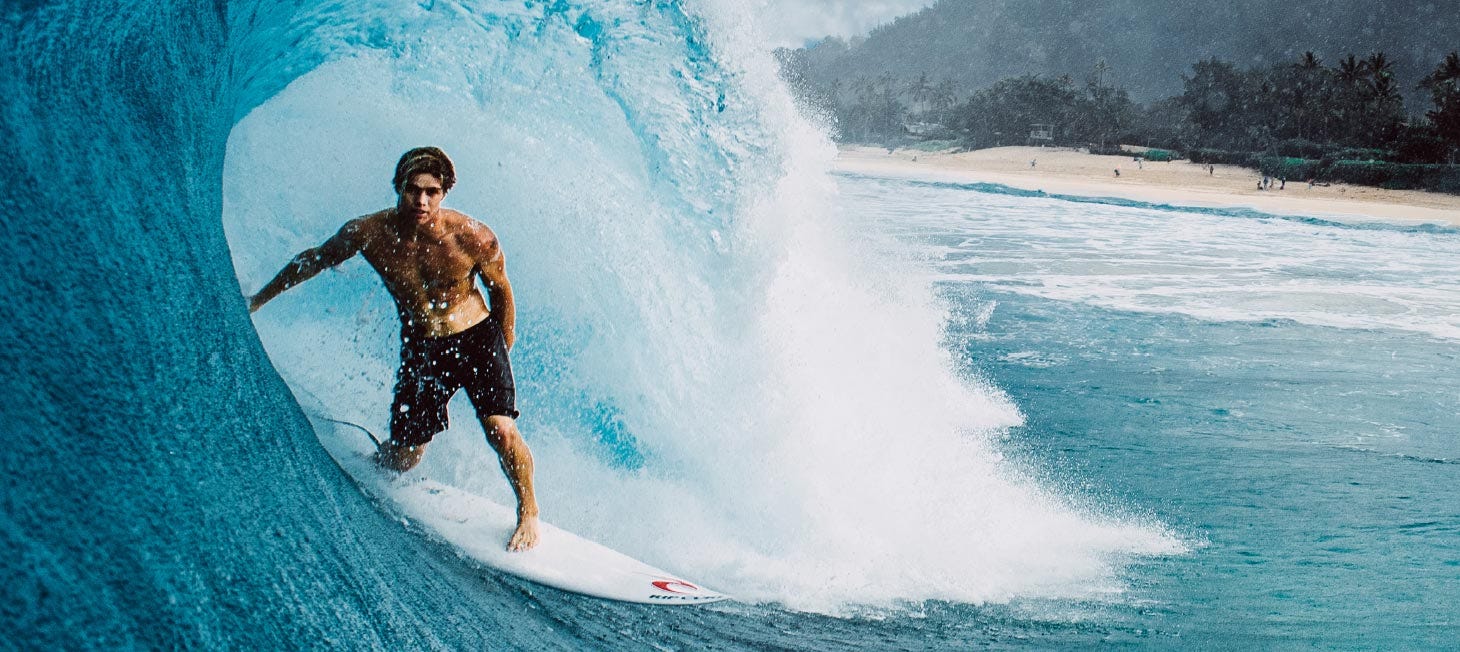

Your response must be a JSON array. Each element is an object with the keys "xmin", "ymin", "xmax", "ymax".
[
  {"xmin": 4, "ymin": 0, "xmax": 1458, "ymax": 648},
  {"xmin": 839, "ymin": 174, "xmax": 1460, "ymax": 647}
]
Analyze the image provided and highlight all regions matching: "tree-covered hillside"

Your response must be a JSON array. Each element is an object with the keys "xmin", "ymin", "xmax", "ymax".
[
  {"xmin": 784, "ymin": 0, "xmax": 1460, "ymax": 104},
  {"xmin": 776, "ymin": 0, "xmax": 1460, "ymax": 193}
]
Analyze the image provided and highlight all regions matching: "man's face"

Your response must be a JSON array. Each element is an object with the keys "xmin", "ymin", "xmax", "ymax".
[{"xmin": 398, "ymin": 172, "xmax": 446, "ymax": 224}]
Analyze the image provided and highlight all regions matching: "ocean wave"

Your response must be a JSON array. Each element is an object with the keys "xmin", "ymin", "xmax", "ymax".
[{"xmin": 2, "ymin": 0, "xmax": 1181, "ymax": 644}]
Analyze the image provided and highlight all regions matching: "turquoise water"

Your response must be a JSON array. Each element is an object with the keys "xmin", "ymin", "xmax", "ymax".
[
  {"xmin": 6, "ymin": 0, "xmax": 1458, "ymax": 646},
  {"xmin": 842, "ymin": 174, "xmax": 1460, "ymax": 647}
]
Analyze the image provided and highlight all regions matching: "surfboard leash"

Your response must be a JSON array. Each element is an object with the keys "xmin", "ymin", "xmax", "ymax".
[{"xmin": 320, "ymin": 417, "xmax": 384, "ymax": 448}]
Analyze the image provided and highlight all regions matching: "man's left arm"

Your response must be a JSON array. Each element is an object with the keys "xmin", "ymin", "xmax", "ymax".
[{"xmin": 476, "ymin": 237, "xmax": 516, "ymax": 350}]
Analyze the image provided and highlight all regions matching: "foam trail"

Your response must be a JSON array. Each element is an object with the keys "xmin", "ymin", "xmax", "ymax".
[
  {"xmin": 853, "ymin": 177, "xmax": 1460, "ymax": 343},
  {"xmin": 225, "ymin": 0, "xmax": 1181, "ymax": 613}
]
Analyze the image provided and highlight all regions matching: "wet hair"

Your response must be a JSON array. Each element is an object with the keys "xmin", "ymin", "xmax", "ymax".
[{"xmin": 393, "ymin": 147, "xmax": 456, "ymax": 194}]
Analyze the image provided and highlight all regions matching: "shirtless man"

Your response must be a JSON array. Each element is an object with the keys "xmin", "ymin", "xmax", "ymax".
[{"xmin": 247, "ymin": 147, "xmax": 539, "ymax": 551}]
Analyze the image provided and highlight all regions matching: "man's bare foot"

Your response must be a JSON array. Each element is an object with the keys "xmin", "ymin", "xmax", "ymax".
[{"xmin": 507, "ymin": 515, "xmax": 539, "ymax": 552}]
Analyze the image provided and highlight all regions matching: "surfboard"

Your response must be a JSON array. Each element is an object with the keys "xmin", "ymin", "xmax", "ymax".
[{"xmin": 308, "ymin": 415, "xmax": 727, "ymax": 605}]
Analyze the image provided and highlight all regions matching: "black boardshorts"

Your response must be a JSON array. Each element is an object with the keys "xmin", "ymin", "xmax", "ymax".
[{"xmin": 389, "ymin": 316, "xmax": 519, "ymax": 447}]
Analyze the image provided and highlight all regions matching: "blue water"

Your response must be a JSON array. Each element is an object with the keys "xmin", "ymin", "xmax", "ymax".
[
  {"xmin": 842, "ymin": 174, "xmax": 1460, "ymax": 647},
  {"xmin": 5, "ymin": 0, "xmax": 1459, "ymax": 648}
]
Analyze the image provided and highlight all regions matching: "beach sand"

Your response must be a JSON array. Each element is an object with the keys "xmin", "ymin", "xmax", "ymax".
[{"xmin": 835, "ymin": 146, "xmax": 1460, "ymax": 227}]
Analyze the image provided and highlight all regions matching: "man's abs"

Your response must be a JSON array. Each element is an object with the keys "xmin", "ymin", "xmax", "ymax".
[{"xmin": 397, "ymin": 289, "xmax": 491, "ymax": 338}]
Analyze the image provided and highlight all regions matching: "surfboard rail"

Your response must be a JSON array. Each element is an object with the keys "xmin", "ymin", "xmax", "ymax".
[{"xmin": 307, "ymin": 415, "xmax": 728, "ymax": 605}]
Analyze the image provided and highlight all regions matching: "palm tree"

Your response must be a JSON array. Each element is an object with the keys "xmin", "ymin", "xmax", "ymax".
[
  {"xmin": 1336, "ymin": 54, "xmax": 1369, "ymax": 85},
  {"xmin": 929, "ymin": 79, "xmax": 959, "ymax": 121},
  {"xmin": 1371, "ymin": 72, "xmax": 1401, "ymax": 104},
  {"xmin": 1086, "ymin": 60, "xmax": 1120, "ymax": 149},
  {"xmin": 1298, "ymin": 51, "xmax": 1322, "ymax": 71},
  {"xmin": 1332, "ymin": 54, "xmax": 1371, "ymax": 144},
  {"xmin": 1366, "ymin": 52, "xmax": 1396, "ymax": 98},
  {"xmin": 846, "ymin": 77, "xmax": 875, "ymax": 140},
  {"xmin": 876, "ymin": 73, "xmax": 900, "ymax": 106},
  {"xmin": 1363, "ymin": 52, "xmax": 1404, "ymax": 142},
  {"xmin": 1420, "ymin": 51, "xmax": 1460, "ymax": 161},
  {"xmin": 1292, "ymin": 51, "xmax": 1327, "ymax": 140},
  {"xmin": 1181, "ymin": 58, "xmax": 1244, "ymax": 145},
  {"xmin": 904, "ymin": 73, "xmax": 935, "ymax": 115},
  {"xmin": 1419, "ymin": 51, "xmax": 1460, "ymax": 93}
]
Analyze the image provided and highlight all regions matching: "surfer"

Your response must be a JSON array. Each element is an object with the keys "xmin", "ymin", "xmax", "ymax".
[{"xmin": 247, "ymin": 147, "xmax": 539, "ymax": 552}]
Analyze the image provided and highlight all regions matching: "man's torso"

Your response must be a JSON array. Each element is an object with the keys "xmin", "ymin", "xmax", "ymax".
[{"xmin": 353, "ymin": 209, "xmax": 497, "ymax": 338}]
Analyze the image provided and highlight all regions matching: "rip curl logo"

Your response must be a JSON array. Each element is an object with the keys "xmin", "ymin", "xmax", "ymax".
[
  {"xmin": 651, "ymin": 579, "xmax": 699, "ymax": 594},
  {"xmin": 647, "ymin": 579, "xmax": 721, "ymax": 601}
]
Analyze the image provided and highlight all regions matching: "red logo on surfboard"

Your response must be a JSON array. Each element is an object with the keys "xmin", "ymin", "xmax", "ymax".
[{"xmin": 651, "ymin": 579, "xmax": 700, "ymax": 594}]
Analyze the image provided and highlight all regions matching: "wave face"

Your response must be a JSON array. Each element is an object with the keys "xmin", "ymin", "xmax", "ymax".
[{"xmin": 4, "ymin": 0, "xmax": 1176, "ymax": 645}]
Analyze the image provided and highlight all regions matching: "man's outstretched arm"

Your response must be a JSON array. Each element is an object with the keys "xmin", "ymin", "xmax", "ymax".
[{"xmin": 249, "ymin": 221, "xmax": 363, "ymax": 313}]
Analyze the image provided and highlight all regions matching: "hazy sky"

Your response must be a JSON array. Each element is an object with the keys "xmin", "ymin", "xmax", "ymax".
[{"xmin": 758, "ymin": 0, "xmax": 937, "ymax": 47}]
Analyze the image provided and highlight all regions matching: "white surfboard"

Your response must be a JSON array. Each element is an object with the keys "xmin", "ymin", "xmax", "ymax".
[{"xmin": 309, "ymin": 415, "xmax": 727, "ymax": 605}]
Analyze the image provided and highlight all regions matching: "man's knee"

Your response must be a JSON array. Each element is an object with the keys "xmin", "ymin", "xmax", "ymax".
[
  {"xmin": 481, "ymin": 415, "xmax": 524, "ymax": 450},
  {"xmin": 375, "ymin": 440, "xmax": 427, "ymax": 472}
]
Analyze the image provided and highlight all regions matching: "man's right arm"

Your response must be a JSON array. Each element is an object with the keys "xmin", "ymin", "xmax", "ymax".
[{"xmin": 248, "ymin": 221, "xmax": 364, "ymax": 313}]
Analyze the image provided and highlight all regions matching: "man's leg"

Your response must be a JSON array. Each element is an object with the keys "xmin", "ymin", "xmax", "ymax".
[
  {"xmin": 479, "ymin": 414, "xmax": 539, "ymax": 551},
  {"xmin": 380, "ymin": 356, "xmax": 449, "ymax": 473},
  {"xmin": 374, "ymin": 439, "xmax": 428, "ymax": 472}
]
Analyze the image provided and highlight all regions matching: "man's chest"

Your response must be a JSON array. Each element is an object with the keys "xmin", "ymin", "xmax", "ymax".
[{"xmin": 362, "ymin": 239, "xmax": 477, "ymax": 288}]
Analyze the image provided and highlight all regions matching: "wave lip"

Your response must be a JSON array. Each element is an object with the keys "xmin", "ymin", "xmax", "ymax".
[
  {"xmin": 3, "ymin": 0, "xmax": 1186, "ymax": 646},
  {"xmin": 226, "ymin": 0, "xmax": 1183, "ymax": 615}
]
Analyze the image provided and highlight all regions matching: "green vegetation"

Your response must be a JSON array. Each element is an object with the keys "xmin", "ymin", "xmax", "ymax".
[{"xmin": 779, "ymin": 49, "xmax": 1460, "ymax": 195}]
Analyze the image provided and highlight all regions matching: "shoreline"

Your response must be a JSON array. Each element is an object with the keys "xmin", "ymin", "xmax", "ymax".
[{"xmin": 835, "ymin": 145, "xmax": 1460, "ymax": 227}]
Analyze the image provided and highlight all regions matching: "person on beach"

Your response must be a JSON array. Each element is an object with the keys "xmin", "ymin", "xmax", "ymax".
[{"xmin": 247, "ymin": 147, "xmax": 539, "ymax": 552}]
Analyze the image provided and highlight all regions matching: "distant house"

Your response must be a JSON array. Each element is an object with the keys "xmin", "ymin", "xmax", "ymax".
[
  {"xmin": 905, "ymin": 121, "xmax": 953, "ymax": 138},
  {"xmin": 1029, "ymin": 123, "xmax": 1054, "ymax": 144}
]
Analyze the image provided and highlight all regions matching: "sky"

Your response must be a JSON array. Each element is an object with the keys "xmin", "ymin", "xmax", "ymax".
[{"xmin": 757, "ymin": 0, "xmax": 938, "ymax": 47}]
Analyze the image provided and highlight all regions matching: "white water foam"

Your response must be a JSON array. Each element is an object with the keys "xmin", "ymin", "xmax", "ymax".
[
  {"xmin": 861, "ymin": 181, "xmax": 1460, "ymax": 343},
  {"xmin": 224, "ymin": 1, "xmax": 1181, "ymax": 613}
]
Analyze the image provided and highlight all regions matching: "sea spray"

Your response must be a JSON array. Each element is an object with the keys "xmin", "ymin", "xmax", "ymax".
[{"xmin": 224, "ymin": 0, "xmax": 1183, "ymax": 612}]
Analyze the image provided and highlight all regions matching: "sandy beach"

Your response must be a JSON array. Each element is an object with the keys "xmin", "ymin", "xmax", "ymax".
[{"xmin": 836, "ymin": 146, "xmax": 1460, "ymax": 227}]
